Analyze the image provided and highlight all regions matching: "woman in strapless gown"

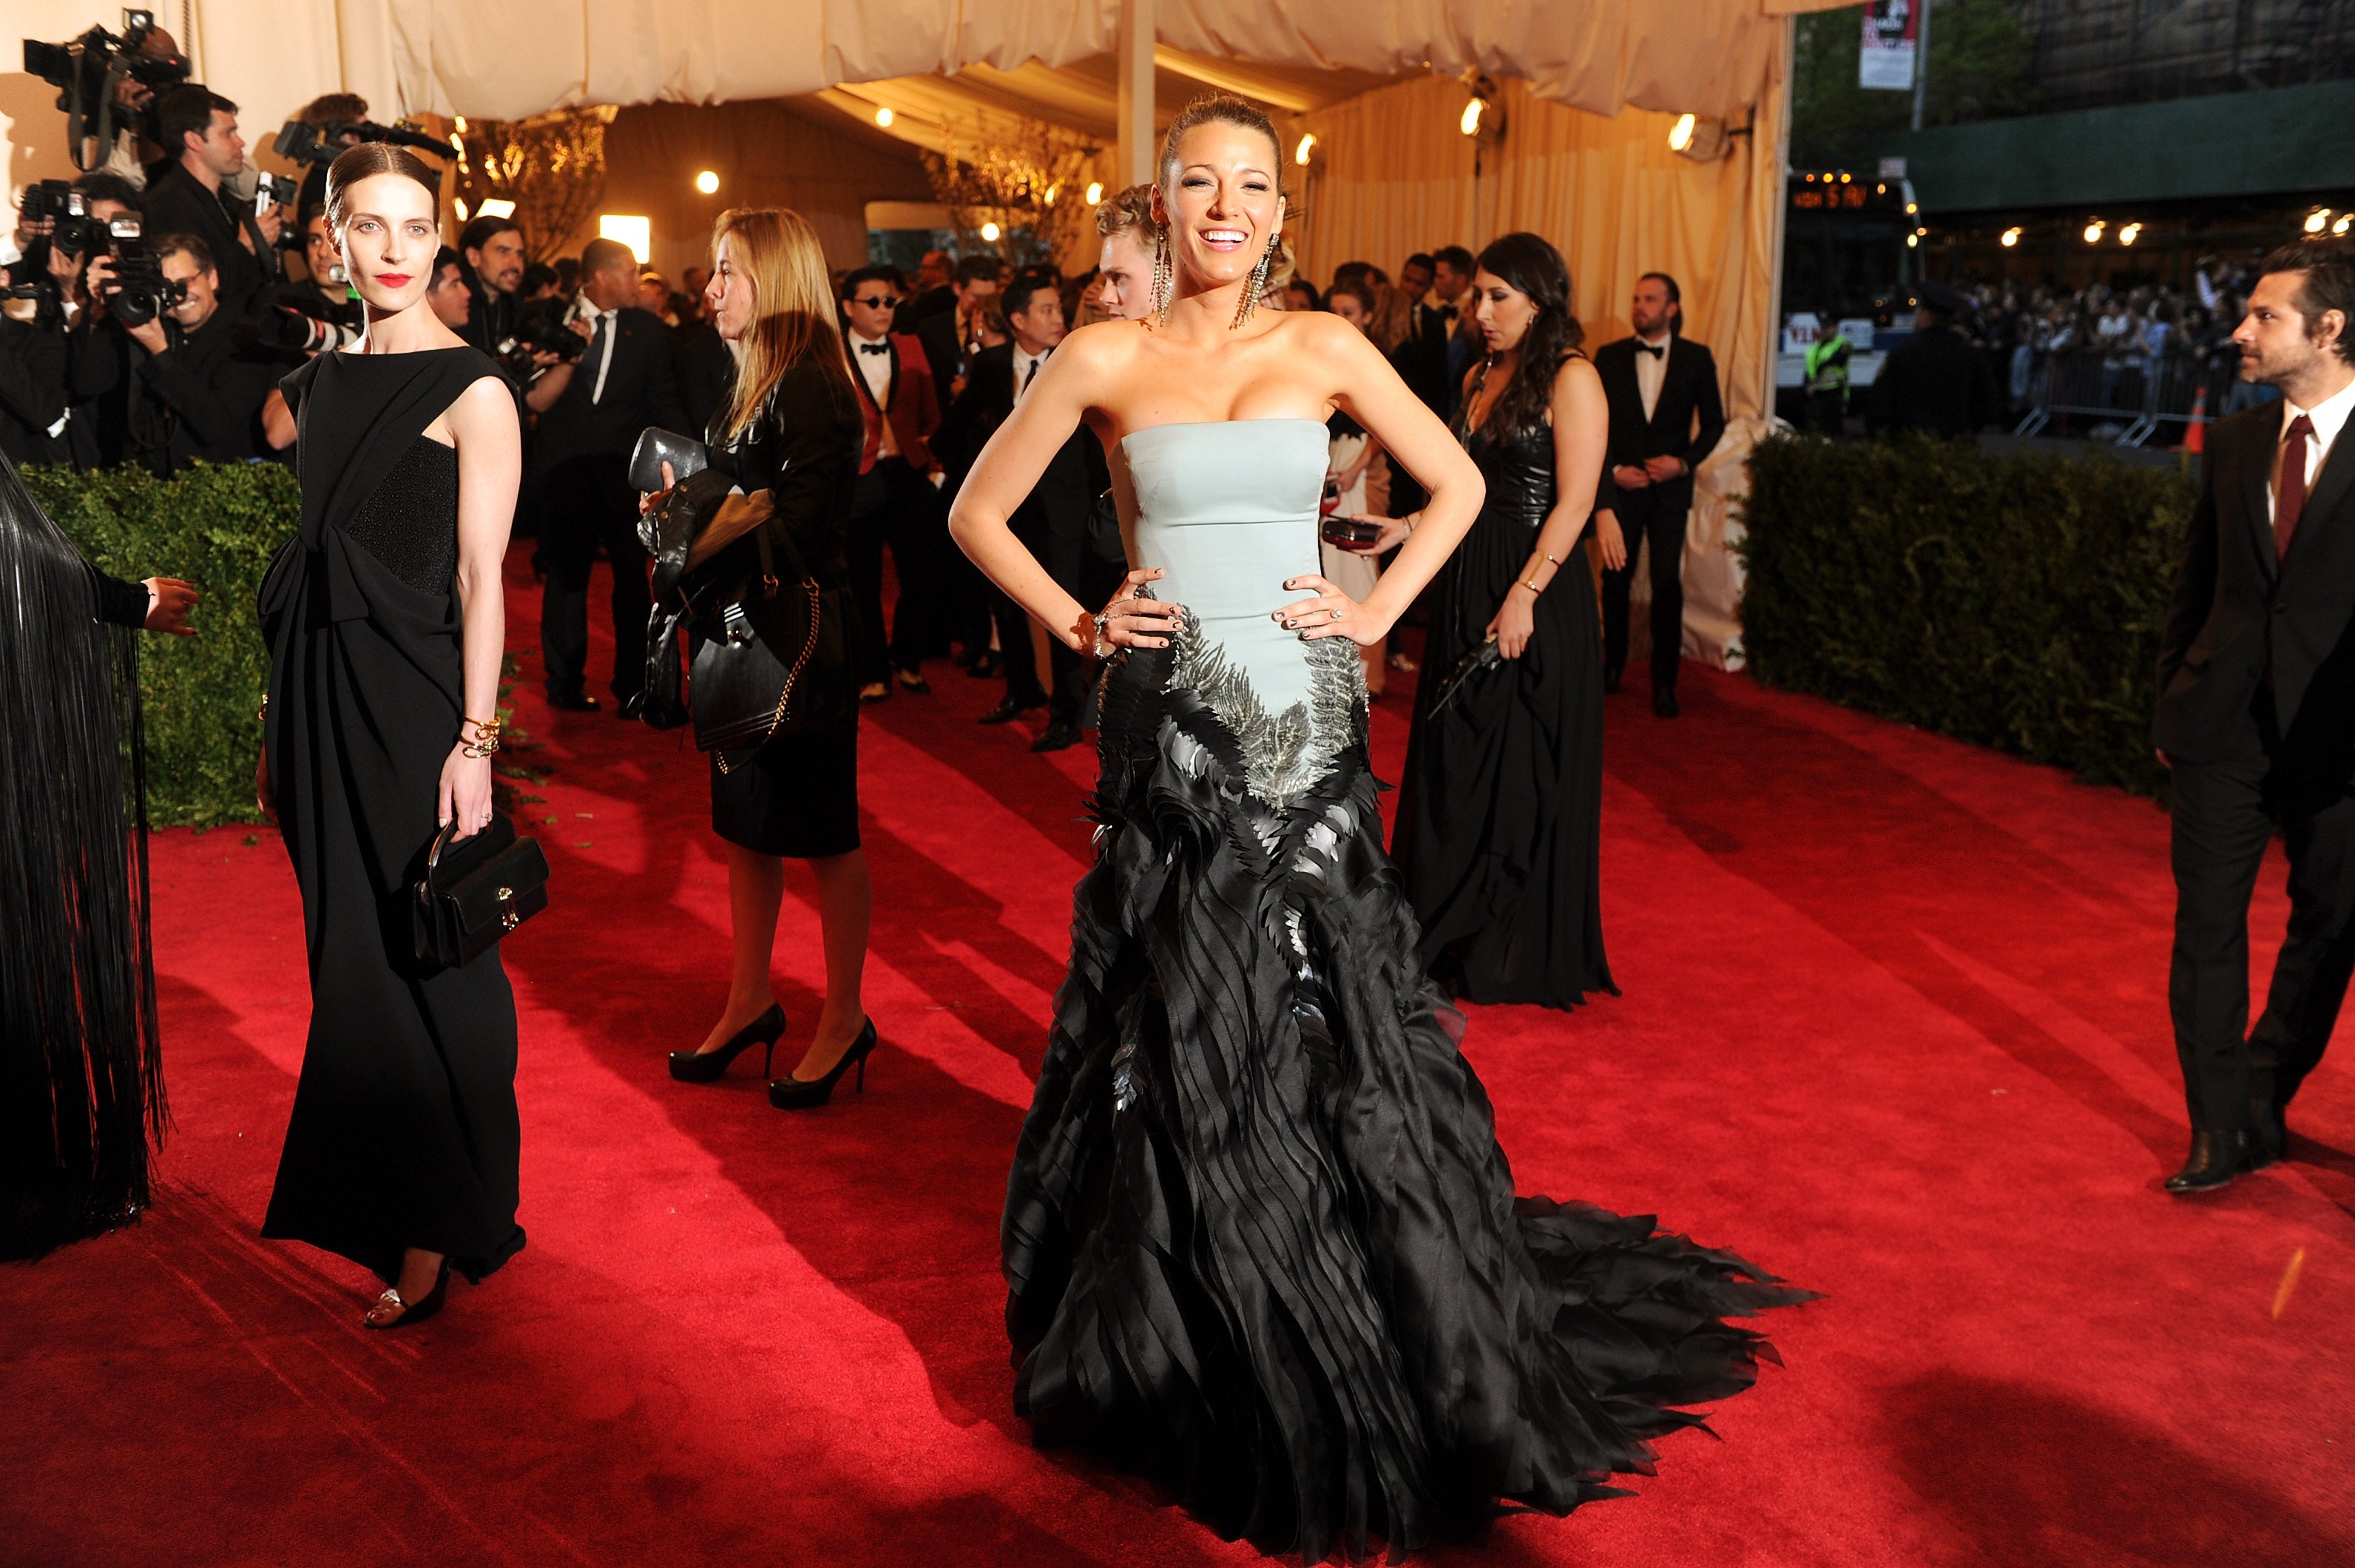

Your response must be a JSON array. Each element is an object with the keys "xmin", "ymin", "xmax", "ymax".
[
  {"xmin": 254, "ymin": 148, "xmax": 527, "ymax": 1330},
  {"xmin": 951, "ymin": 97, "xmax": 1810, "ymax": 1563}
]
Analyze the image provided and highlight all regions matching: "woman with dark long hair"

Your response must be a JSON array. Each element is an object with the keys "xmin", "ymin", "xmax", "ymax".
[
  {"xmin": 1388, "ymin": 232, "xmax": 1618, "ymax": 1010},
  {"xmin": 950, "ymin": 102, "xmax": 1806, "ymax": 1561},
  {"xmin": 660, "ymin": 208, "xmax": 877, "ymax": 1110},
  {"xmin": 255, "ymin": 143, "xmax": 526, "ymax": 1327}
]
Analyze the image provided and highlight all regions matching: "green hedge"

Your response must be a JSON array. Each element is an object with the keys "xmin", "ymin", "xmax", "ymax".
[
  {"xmin": 27, "ymin": 462, "xmax": 296, "ymax": 828},
  {"xmin": 1738, "ymin": 434, "xmax": 2197, "ymax": 798}
]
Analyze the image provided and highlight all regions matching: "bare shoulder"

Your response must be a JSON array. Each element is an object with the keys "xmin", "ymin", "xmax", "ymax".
[
  {"xmin": 447, "ymin": 373, "xmax": 521, "ymax": 446},
  {"xmin": 1555, "ymin": 353, "xmax": 1604, "ymax": 393},
  {"xmin": 1058, "ymin": 317, "xmax": 1151, "ymax": 368},
  {"xmin": 1274, "ymin": 308, "xmax": 1378, "ymax": 362}
]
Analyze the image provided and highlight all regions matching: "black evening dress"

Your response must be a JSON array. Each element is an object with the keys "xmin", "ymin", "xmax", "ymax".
[
  {"xmin": 1393, "ymin": 365, "xmax": 1616, "ymax": 1010},
  {"xmin": 703, "ymin": 361, "xmax": 865, "ymax": 859},
  {"xmin": 257, "ymin": 346, "xmax": 525, "ymax": 1286},
  {"xmin": 1004, "ymin": 419, "xmax": 1807, "ymax": 1565}
]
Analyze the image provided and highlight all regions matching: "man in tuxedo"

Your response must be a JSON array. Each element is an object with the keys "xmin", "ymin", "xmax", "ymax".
[
  {"xmin": 939, "ymin": 269, "xmax": 1110, "ymax": 751},
  {"xmin": 2154, "ymin": 239, "xmax": 2355, "ymax": 1193},
  {"xmin": 839, "ymin": 265, "xmax": 949, "ymax": 700},
  {"xmin": 529, "ymin": 236, "xmax": 687, "ymax": 710},
  {"xmin": 915, "ymin": 254, "xmax": 1004, "ymax": 398},
  {"xmin": 1594, "ymin": 272, "xmax": 1726, "ymax": 716},
  {"xmin": 893, "ymin": 249, "xmax": 956, "ymax": 334}
]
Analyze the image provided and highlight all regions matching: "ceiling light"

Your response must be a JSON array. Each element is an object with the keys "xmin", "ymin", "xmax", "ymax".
[
  {"xmin": 2083, "ymin": 220, "xmax": 2105, "ymax": 243},
  {"xmin": 2118, "ymin": 222, "xmax": 2141, "ymax": 246},
  {"xmin": 1905, "ymin": 234, "xmax": 1919, "ymax": 249},
  {"xmin": 1459, "ymin": 98, "xmax": 1484, "ymax": 137},
  {"xmin": 2337, "ymin": 214, "xmax": 2354, "ymax": 237},
  {"xmin": 979, "ymin": 220, "xmax": 1001, "ymax": 242},
  {"xmin": 2305, "ymin": 208, "xmax": 2331, "ymax": 234},
  {"xmin": 876, "ymin": 107, "xmax": 895, "ymax": 129},
  {"xmin": 1294, "ymin": 133, "xmax": 1317, "ymax": 166},
  {"xmin": 2000, "ymin": 227, "xmax": 2021, "ymax": 247},
  {"xmin": 1668, "ymin": 113, "xmax": 1696, "ymax": 152},
  {"xmin": 1085, "ymin": 181, "xmax": 1104, "ymax": 205},
  {"xmin": 476, "ymin": 198, "xmax": 516, "ymax": 220},
  {"xmin": 599, "ymin": 214, "xmax": 651, "ymax": 264},
  {"xmin": 695, "ymin": 170, "xmax": 718, "ymax": 195}
]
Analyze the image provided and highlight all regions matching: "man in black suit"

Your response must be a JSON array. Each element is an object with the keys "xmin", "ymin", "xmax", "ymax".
[
  {"xmin": 529, "ymin": 236, "xmax": 688, "ymax": 710},
  {"xmin": 2154, "ymin": 239, "xmax": 2355, "ymax": 1193},
  {"xmin": 1594, "ymin": 271, "xmax": 1726, "ymax": 716},
  {"xmin": 915, "ymin": 255, "xmax": 1003, "ymax": 398},
  {"xmin": 140, "ymin": 86, "xmax": 283, "ymax": 321},
  {"xmin": 456, "ymin": 214, "xmax": 527, "ymax": 358},
  {"xmin": 893, "ymin": 249, "xmax": 956, "ymax": 334},
  {"xmin": 1870, "ymin": 283, "xmax": 1998, "ymax": 439},
  {"xmin": 938, "ymin": 270, "xmax": 1110, "ymax": 751}
]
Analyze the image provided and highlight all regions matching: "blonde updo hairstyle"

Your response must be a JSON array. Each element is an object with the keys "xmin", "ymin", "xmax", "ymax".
[
  {"xmin": 323, "ymin": 143, "xmax": 441, "ymax": 233},
  {"xmin": 1155, "ymin": 94, "xmax": 1288, "ymax": 220}
]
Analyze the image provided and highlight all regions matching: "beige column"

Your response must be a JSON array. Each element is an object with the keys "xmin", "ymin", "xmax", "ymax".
[{"xmin": 1115, "ymin": 0, "xmax": 1158, "ymax": 189}]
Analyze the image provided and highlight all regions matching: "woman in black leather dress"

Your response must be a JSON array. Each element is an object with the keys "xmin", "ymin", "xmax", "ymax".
[
  {"xmin": 1391, "ymin": 232, "xmax": 1618, "ymax": 1010},
  {"xmin": 662, "ymin": 209, "xmax": 878, "ymax": 1110},
  {"xmin": 254, "ymin": 145, "xmax": 526, "ymax": 1328}
]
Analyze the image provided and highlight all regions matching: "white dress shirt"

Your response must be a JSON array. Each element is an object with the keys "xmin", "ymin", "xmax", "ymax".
[
  {"xmin": 572, "ymin": 295, "xmax": 620, "ymax": 404},
  {"xmin": 848, "ymin": 328, "xmax": 899, "ymax": 456},
  {"xmin": 2271, "ymin": 374, "xmax": 2355, "ymax": 526},
  {"xmin": 1013, "ymin": 342, "xmax": 1052, "ymax": 406},
  {"xmin": 1634, "ymin": 329, "xmax": 1672, "ymax": 421}
]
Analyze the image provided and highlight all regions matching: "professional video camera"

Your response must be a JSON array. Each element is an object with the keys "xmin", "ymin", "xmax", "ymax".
[
  {"xmin": 495, "ymin": 305, "xmax": 587, "ymax": 382},
  {"xmin": 21, "ymin": 10, "xmax": 190, "ymax": 172},
  {"xmin": 272, "ymin": 117, "xmax": 453, "ymax": 169},
  {"xmin": 94, "ymin": 217, "xmax": 184, "ymax": 329}
]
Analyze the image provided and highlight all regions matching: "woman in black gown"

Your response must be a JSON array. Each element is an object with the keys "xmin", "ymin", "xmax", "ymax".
[
  {"xmin": 254, "ymin": 145, "xmax": 527, "ymax": 1328},
  {"xmin": 660, "ymin": 208, "xmax": 877, "ymax": 1110},
  {"xmin": 1391, "ymin": 233, "xmax": 1618, "ymax": 1011}
]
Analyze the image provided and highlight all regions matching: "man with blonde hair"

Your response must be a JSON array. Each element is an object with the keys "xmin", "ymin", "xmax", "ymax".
[{"xmin": 1089, "ymin": 184, "xmax": 1158, "ymax": 322}]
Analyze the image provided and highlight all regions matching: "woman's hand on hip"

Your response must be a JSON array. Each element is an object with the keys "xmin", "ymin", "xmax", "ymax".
[
  {"xmin": 1276, "ymin": 573, "xmax": 1391, "ymax": 646},
  {"xmin": 439, "ymin": 746, "xmax": 496, "ymax": 840},
  {"xmin": 1075, "ymin": 567, "xmax": 1183, "ymax": 653},
  {"xmin": 1485, "ymin": 589, "xmax": 1538, "ymax": 660}
]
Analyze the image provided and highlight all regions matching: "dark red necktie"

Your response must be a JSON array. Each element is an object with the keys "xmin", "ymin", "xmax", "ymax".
[{"xmin": 2277, "ymin": 413, "xmax": 2315, "ymax": 559}]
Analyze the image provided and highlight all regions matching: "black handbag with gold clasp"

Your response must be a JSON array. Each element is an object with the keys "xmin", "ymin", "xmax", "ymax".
[{"xmin": 411, "ymin": 814, "xmax": 550, "ymax": 969}]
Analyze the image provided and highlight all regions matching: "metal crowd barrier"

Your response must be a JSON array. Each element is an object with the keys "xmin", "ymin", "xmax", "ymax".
[{"xmin": 2013, "ymin": 349, "xmax": 2237, "ymax": 447}]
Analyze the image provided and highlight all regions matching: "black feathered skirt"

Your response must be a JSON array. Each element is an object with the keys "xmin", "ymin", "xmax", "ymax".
[{"xmin": 1001, "ymin": 631, "xmax": 1814, "ymax": 1563}]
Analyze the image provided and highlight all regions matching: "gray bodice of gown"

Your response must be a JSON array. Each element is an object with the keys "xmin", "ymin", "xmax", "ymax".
[{"xmin": 1121, "ymin": 418, "xmax": 1364, "ymax": 808}]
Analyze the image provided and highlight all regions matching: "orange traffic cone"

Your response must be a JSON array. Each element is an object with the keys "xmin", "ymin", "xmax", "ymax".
[{"xmin": 2184, "ymin": 384, "xmax": 2208, "ymax": 455}]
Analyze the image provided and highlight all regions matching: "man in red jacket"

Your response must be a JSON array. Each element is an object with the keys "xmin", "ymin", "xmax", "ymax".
[{"xmin": 839, "ymin": 265, "xmax": 948, "ymax": 701}]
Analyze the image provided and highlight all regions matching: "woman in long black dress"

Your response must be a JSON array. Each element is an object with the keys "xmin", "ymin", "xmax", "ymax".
[
  {"xmin": 254, "ymin": 145, "xmax": 526, "ymax": 1328},
  {"xmin": 1391, "ymin": 233, "xmax": 1618, "ymax": 1011},
  {"xmin": 660, "ymin": 208, "xmax": 876, "ymax": 1110}
]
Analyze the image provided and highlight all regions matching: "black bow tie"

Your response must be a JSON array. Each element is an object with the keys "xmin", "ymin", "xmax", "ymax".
[
  {"xmin": 1635, "ymin": 342, "xmax": 1665, "ymax": 359},
  {"xmin": 859, "ymin": 342, "xmax": 890, "ymax": 356}
]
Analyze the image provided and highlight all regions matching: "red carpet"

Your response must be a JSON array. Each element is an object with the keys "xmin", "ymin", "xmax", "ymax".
[{"xmin": 6, "ymin": 550, "xmax": 2353, "ymax": 1567}]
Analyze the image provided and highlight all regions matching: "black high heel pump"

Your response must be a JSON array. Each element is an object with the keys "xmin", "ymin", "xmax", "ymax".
[
  {"xmin": 768, "ymin": 1018, "xmax": 878, "ymax": 1110},
  {"xmin": 669, "ymin": 1004, "xmax": 787, "ymax": 1084}
]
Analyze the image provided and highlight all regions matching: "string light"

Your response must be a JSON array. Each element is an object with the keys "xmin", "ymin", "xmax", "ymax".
[
  {"xmin": 1459, "ymin": 98, "xmax": 1484, "ymax": 137},
  {"xmin": 1294, "ymin": 133, "xmax": 1317, "ymax": 166},
  {"xmin": 1668, "ymin": 113, "xmax": 1696, "ymax": 152},
  {"xmin": 695, "ymin": 170, "xmax": 718, "ymax": 195},
  {"xmin": 1085, "ymin": 181, "xmax": 1104, "ymax": 205},
  {"xmin": 2000, "ymin": 227, "xmax": 2021, "ymax": 248},
  {"xmin": 979, "ymin": 220, "xmax": 1001, "ymax": 242},
  {"xmin": 2337, "ymin": 214, "xmax": 2354, "ymax": 237},
  {"xmin": 2118, "ymin": 222, "xmax": 2141, "ymax": 246},
  {"xmin": 2083, "ymin": 219, "xmax": 2105, "ymax": 243},
  {"xmin": 876, "ymin": 107, "xmax": 895, "ymax": 129}
]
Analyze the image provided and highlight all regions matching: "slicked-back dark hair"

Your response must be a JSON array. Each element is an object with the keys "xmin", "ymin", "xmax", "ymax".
[
  {"xmin": 459, "ymin": 214, "xmax": 523, "ymax": 256},
  {"xmin": 1003, "ymin": 269, "xmax": 1061, "ymax": 322},
  {"xmin": 155, "ymin": 86, "xmax": 236, "ymax": 156},
  {"xmin": 2261, "ymin": 237, "xmax": 2355, "ymax": 363},
  {"xmin": 842, "ymin": 263, "xmax": 905, "ymax": 298},
  {"xmin": 1433, "ymin": 245, "xmax": 1474, "ymax": 276},
  {"xmin": 1473, "ymin": 232, "xmax": 1584, "ymax": 441}
]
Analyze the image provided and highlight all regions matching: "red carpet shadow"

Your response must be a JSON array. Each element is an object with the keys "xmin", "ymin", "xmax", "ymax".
[{"xmin": 1886, "ymin": 1371, "xmax": 2355, "ymax": 1566}]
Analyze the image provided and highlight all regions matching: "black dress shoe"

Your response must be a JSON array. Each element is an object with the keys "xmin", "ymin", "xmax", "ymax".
[
  {"xmin": 1031, "ymin": 721, "xmax": 1082, "ymax": 754},
  {"xmin": 980, "ymin": 693, "xmax": 1044, "ymax": 725},
  {"xmin": 1653, "ymin": 689, "xmax": 1680, "ymax": 718},
  {"xmin": 2165, "ymin": 1129, "xmax": 2252, "ymax": 1194},
  {"xmin": 546, "ymin": 689, "xmax": 601, "ymax": 712},
  {"xmin": 893, "ymin": 668, "xmax": 932, "ymax": 695}
]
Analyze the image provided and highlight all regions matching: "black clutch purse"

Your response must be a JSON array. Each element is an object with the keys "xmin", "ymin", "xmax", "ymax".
[
  {"xmin": 411, "ymin": 814, "xmax": 550, "ymax": 969},
  {"xmin": 628, "ymin": 426, "xmax": 709, "ymax": 496}
]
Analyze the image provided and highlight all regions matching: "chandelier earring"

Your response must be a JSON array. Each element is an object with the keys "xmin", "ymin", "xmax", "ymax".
[
  {"xmin": 1151, "ymin": 226, "xmax": 1175, "ymax": 330},
  {"xmin": 1232, "ymin": 236, "xmax": 1276, "ymax": 331}
]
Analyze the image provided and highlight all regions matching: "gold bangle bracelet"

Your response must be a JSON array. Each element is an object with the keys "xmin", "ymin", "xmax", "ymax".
[{"xmin": 1518, "ymin": 575, "xmax": 1546, "ymax": 595}]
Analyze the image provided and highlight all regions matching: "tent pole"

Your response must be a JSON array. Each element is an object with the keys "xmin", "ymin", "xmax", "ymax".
[
  {"xmin": 1117, "ymin": 0, "xmax": 1158, "ymax": 189},
  {"xmin": 1761, "ymin": 13, "xmax": 1797, "ymax": 424}
]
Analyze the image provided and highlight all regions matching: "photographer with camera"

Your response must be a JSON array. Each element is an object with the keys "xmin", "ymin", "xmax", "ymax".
[
  {"xmin": 10, "ymin": 175, "xmax": 146, "ymax": 467},
  {"xmin": 249, "ymin": 207, "xmax": 363, "ymax": 355},
  {"xmin": 80, "ymin": 232, "xmax": 273, "ymax": 475},
  {"xmin": 456, "ymin": 214, "xmax": 526, "ymax": 359},
  {"xmin": 141, "ymin": 86, "xmax": 283, "ymax": 320},
  {"xmin": 21, "ymin": 12, "xmax": 190, "ymax": 190}
]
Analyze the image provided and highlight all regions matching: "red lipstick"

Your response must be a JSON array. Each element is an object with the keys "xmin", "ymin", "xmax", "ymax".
[{"xmin": 376, "ymin": 272, "xmax": 412, "ymax": 287}]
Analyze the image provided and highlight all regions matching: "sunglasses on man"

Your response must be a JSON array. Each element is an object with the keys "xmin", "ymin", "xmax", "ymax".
[{"xmin": 848, "ymin": 294, "xmax": 896, "ymax": 310}]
